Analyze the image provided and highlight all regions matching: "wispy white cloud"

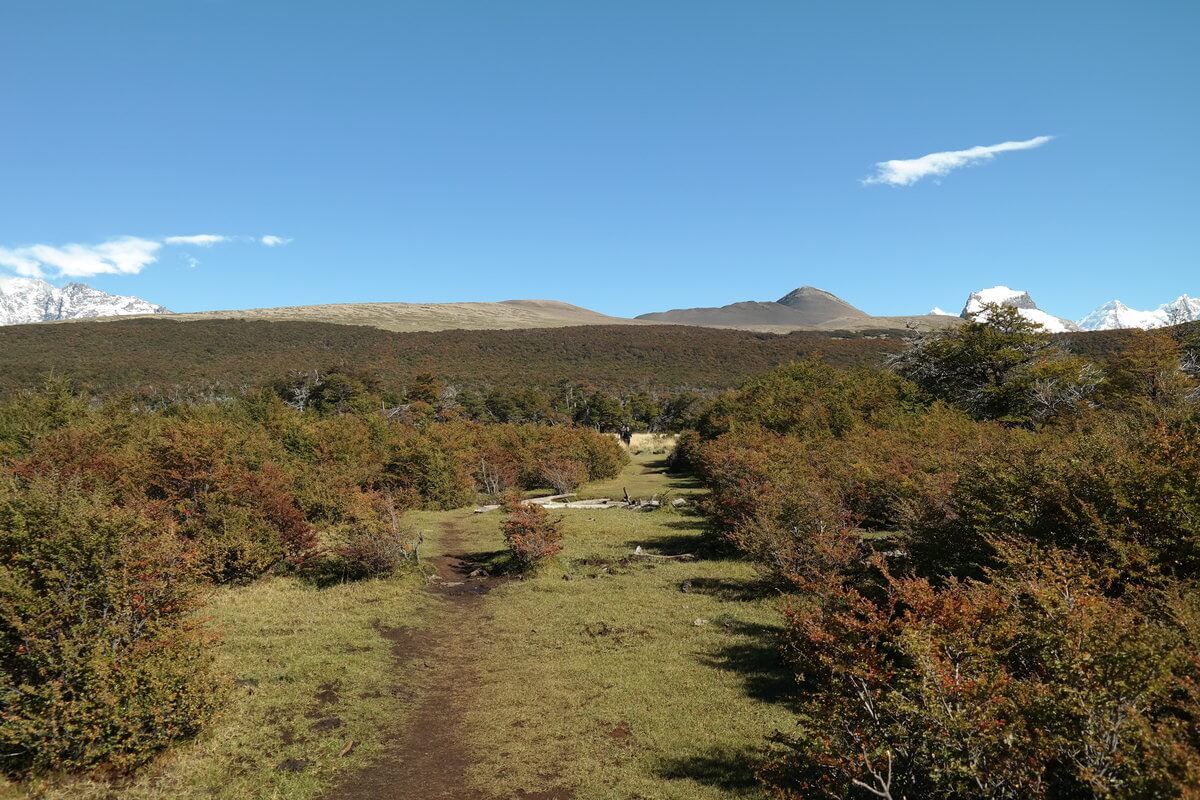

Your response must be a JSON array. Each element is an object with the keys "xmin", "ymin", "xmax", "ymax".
[
  {"xmin": 862, "ymin": 135, "xmax": 1053, "ymax": 187},
  {"xmin": 164, "ymin": 234, "xmax": 229, "ymax": 246},
  {"xmin": 1, "ymin": 232, "xmax": 291, "ymax": 279}
]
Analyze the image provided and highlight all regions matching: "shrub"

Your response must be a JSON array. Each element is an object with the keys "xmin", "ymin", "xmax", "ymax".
[
  {"xmin": 530, "ymin": 425, "xmax": 627, "ymax": 483},
  {"xmin": 383, "ymin": 426, "xmax": 474, "ymax": 510},
  {"xmin": 0, "ymin": 479, "xmax": 218, "ymax": 777},
  {"xmin": 539, "ymin": 456, "xmax": 588, "ymax": 495},
  {"xmin": 696, "ymin": 359, "xmax": 911, "ymax": 441},
  {"xmin": 685, "ymin": 356, "xmax": 1200, "ymax": 798},
  {"xmin": 304, "ymin": 491, "xmax": 418, "ymax": 584},
  {"xmin": 501, "ymin": 497, "xmax": 564, "ymax": 568},
  {"xmin": 764, "ymin": 555, "xmax": 1200, "ymax": 799},
  {"xmin": 668, "ymin": 429, "xmax": 702, "ymax": 472},
  {"xmin": 904, "ymin": 412, "xmax": 1200, "ymax": 584},
  {"xmin": 890, "ymin": 304, "xmax": 1104, "ymax": 424}
]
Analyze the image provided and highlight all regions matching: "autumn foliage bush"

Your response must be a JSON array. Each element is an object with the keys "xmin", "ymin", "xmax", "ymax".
[
  {"xmin": 765, "ymin": 552, "xmax": 1200, "ymax": 799},
  {"xmin": 686, "ymin": 317, "xmax": 1200, "ymax": 798},
  {"xmin": 501, "ymin": 496, "xmax": 565, "ymax": 568},
  {"xmin": 304, "ymin": 491, "xmax": 419, "ymax": 584}
]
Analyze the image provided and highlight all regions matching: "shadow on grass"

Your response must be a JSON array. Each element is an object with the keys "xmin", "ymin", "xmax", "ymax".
[
  {"xmin": 641, "ymin": 456, "xmax": 704, "ymax": 487},
  {"xmin": 623, "ymin": 519, "xmax": 740, "ymax": 561},
  {"xmin": 655, "ymin": 745, "xmax": 767, "ymax": 796},
  {"xmin": 700, "ymin": 620, "xmax": 796, "ymax": 708},
  {"xmin": 682, "ymin": 575, "xmax": 780, "ymax": 602}
]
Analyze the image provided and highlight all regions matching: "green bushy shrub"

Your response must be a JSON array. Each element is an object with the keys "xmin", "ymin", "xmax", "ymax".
[
  {"xmin": 905, "ymin": 411, "xmax": 1200, "ymax": 583},
  {"xmin": 696, "ymin": 359, "xmax": 912, "ymax": 441},
  {"xmin": 383, "ymin": 426, "xmax": 475, "ymax": 510},
  {"xmin": 0, "ymin": 479, "xmax": 217, "ymax": 777}
]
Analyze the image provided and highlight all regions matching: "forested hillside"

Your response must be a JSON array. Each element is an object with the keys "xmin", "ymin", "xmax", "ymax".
[{"xmin": 0, "ymin": 319, "xmax": 904, "ymax": 396}]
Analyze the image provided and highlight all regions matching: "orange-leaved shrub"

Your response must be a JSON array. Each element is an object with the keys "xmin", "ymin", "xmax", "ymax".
[
  {"xmin": 683, "ymin": 334, "xmax": 1200, "ymax": 797},
  {"xmin": 302, "ymin": 490, "xmax": 419, "ymax": 584},
  {"xmin": 501, "ymin": 495, "xmax": 564, "ymax": 568},
  {"xmin": 764, "ymin": 550, "xmax": 1200, "ymax": 799}
]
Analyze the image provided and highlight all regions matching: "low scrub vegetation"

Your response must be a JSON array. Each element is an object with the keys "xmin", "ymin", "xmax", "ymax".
[
  {"xmin": 0, "ymin": 384, "xmax": 624, "ymax": 779},
  {"xmin": 686, "ymin": 309, "xmax": 1200, "ymax": 797},
  {"xmin": 6, "ymin": 306, "xmax": 1200, "ymax": 796}
]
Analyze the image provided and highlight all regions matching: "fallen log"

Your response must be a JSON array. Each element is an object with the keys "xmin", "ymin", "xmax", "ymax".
[{"xmin": 631, "ymin": 545, "xmax": 696, "ymax": 561}]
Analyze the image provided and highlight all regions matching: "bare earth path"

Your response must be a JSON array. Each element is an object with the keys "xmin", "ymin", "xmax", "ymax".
[{"xmin": 329, "ymin": 519, "xmax": 500, "ymax": 800}]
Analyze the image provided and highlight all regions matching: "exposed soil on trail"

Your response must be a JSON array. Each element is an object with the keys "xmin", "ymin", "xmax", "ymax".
[{"xmin": 330, "ymin": 520, "xmax": 565, "ymax": 800}]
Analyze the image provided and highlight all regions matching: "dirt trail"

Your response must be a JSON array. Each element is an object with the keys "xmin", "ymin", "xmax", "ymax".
[{"xmin": 329, "ymin": 519, "xmax": 500, "ymax": 800}]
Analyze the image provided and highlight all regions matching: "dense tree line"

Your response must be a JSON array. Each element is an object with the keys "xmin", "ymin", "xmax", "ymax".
[
  {"xmin": 269, "ymin": 367, "xmax": 707, "ymax": 433},
  {"xmin": 683, "ymin": 307, "xmax": 1200, "ymax": 798},
  {"xmin": 0, "ymin": 319, "xmax": 904, "ymax": 399},
  {"xmin": 0, "ymin": 387, "xmax": 625, "ymax": 777}
]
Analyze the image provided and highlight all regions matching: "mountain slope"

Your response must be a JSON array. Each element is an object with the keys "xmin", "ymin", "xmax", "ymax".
[
  {"xmin": 635, "ymin": 299, "xmax": 824, "ymax": 328},
  {"xmin": 0, "ymin": 278, "xmax": 169, "ymax": 325},
  {"xmin": 637, "ymin": 285, "xmax": 868, "ymax": 327},
  {"xmin": 0, "ymin": 318, "xmax": 904, "ymax": 397},
  {"xmin": 775, "ymin": 286, "xmax": 869, "ymax": 322}
]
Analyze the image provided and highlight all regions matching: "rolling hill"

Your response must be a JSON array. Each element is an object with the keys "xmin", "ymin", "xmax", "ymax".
[{"xmin": 156, "ymin": 298, "xmax": 646, "ymax": 333}]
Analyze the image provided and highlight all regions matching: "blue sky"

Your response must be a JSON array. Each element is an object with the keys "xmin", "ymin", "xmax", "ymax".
[{"xmin": 1, "ymin": 1, "xmax": 1197, "ymax": 320}]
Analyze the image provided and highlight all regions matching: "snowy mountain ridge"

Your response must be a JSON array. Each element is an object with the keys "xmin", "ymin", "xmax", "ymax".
[
  {"xmin": 0, "ymin": 277, "xmax": 169, "ymax": 325},
  {"xmin": 1077, "ymin": 295, "xmax": 1200, "ymax": 331}
]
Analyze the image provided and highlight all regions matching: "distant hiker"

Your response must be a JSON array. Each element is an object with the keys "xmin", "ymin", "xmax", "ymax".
[{"xmin": 619, "ymin": 425, "xmax": 633, "ymax": 446}]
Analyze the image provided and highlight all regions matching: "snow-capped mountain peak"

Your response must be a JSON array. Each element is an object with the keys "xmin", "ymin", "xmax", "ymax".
[
  {"xmin": 963, "ymin": 285, "xmax": 1037, "ymax": 313},
  {"xmin": 1077, "ymin": 300, "xmax": 1162, "ymax": 331},
  {"xmin": 961, "ymin": 285, "xmax": 1079, "ymax": 333},
  {"xmin": 1158, "ymin": 294, "xmax": 1200, "ymax": 326},
  {"xmin": 1078, "ymin": 294, "xmax": 1200, "ymax": 331},
  {"xmin": 0, "ymin": 277, "xmax": 170, "ymax": 326},
  {"xmin": 929, "ymin": 306, "xmax": 956, "ymax": 316}
]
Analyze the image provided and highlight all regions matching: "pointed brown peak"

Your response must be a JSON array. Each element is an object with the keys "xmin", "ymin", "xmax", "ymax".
[{"xmin": 775, "ymin": 286, "xmax": 868, "ymax": 318}]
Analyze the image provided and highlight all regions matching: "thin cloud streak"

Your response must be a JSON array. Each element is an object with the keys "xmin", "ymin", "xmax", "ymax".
[
  {"xmin": 164, "ymin": 234, "xmax": 229, "ymax": 246},
  {"xmin": 863, "ymin": 135, "xmax": 1053, "ymax": 187}
]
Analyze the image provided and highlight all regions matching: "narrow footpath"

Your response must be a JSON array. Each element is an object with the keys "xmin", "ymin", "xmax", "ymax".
[{"xmin": 329, "ymin": 519, "xmax": 510, "ymax": 800}]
